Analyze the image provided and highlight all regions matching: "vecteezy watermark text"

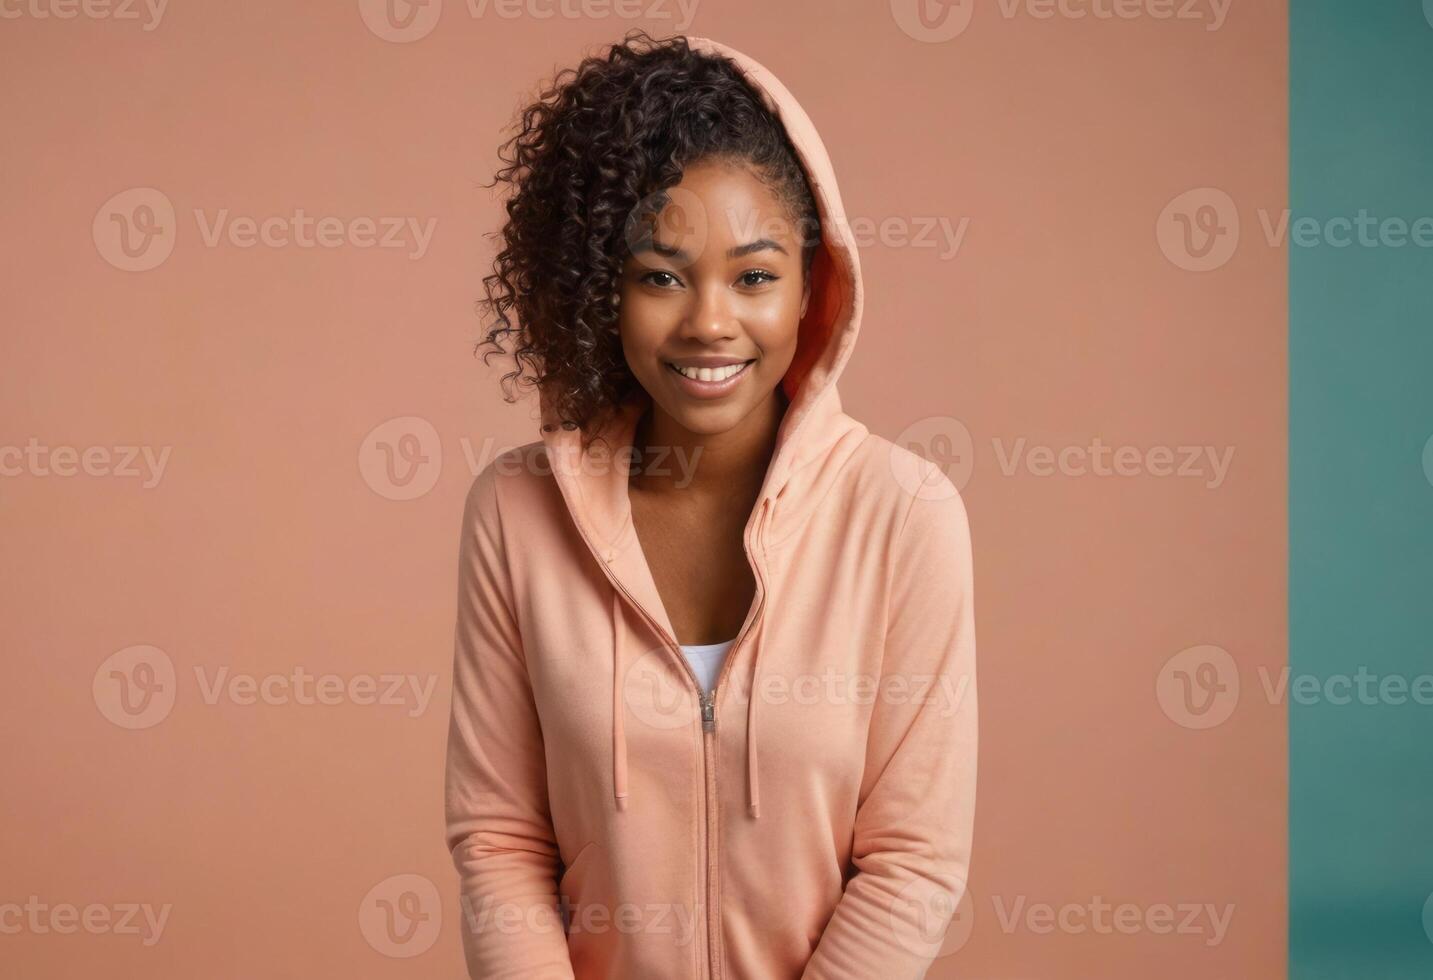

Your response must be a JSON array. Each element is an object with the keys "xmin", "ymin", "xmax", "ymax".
[
  {"xmin": 993, "ymin": 437, "xmax": 1235, "ymax": 489},
  {"xmin": 0, "ymin": 897, "xmax": 172, "ymax": 946},
  {"xmin": 0, "ymin": 0, "xmax": 168, "ymax": 30},
  {"xmin": 0, "ymin": 439, "xmax": 171, "ymax": 487},
  {"xmin": 193, "ymin": 666, "xmax": 437, "ymax": 717},
  {"xmin": 93, "ymin": 646, "xmax": 439, "ymax": 729},
  {"xmin": 990, "ymin": 894, "xmax": 1234, "ymax": 946},
  {"xmin": 93, "ymin": 188, "xmax": 437, "ymax": 271},
  {"xmin": 459, "ymin": 894, "xmax": 701, "ymax": 946}
]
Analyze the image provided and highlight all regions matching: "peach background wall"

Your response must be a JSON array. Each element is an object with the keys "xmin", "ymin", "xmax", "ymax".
[{"xmin": 0, "ymin": 1, "xmax": 1285, "ymax": 977}]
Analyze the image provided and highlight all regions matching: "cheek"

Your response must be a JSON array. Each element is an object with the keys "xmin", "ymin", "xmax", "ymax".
[
  {"xmin": 617, "ymin": 291, "xmax": 668, "ymax": 357},
  {"xmin": 743, "ymin": 289, "xmax": 805, "ymax": 359}
]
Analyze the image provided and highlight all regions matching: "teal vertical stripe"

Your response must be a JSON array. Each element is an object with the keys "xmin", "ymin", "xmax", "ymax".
[{"xmin": 1291, "ymin": 2, "xmax": 1433, "ymax": 978}]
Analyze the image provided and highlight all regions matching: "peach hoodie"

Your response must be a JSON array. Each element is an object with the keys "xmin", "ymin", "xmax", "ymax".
[{"xmin": 444, "ymin": 35, "xmax": 977, "ymax": 980}]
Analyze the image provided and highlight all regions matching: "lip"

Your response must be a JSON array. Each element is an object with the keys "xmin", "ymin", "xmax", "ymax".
[
  {"xmin": 666, "ymin": 355, "xmax": 752, "ymax": 368},
  {"xmin": 664, "ymin": 358, "xmax": 756, "ymax": 399}
]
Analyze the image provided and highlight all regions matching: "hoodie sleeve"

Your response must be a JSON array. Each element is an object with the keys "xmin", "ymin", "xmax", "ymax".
[
  {"xmin": 801, "ymin": 462, "xmax": 978, "ymax": 980},
  {"xmin": 444, "ymin": 464, "xmax": 576, "ymax": 979}
]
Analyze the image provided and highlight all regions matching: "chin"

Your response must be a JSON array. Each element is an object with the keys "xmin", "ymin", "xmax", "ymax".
[{"xmin": 666, "ymin": 400, "xmax": 750, "ymax": 437}]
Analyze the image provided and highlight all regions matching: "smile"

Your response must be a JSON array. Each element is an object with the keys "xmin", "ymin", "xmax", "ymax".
[{"xmin": 664, "ymin": 359, "xmax": 756, "ymax": 398}]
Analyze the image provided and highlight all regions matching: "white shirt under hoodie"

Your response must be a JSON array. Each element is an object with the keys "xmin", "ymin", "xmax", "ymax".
[{"xmin": 679, "ymin": 638, "xmax": 736, "ymax": 694}]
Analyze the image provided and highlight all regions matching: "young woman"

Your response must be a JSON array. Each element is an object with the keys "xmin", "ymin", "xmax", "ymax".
[{"xmin": 444, "ymin": 32, "xmax": 977, "ymax": 980}]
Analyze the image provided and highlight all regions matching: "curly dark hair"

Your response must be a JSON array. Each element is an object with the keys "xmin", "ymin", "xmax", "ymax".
[{"xmin": 475, "ymin": 30, "xmax": 821, "ymax": 440}]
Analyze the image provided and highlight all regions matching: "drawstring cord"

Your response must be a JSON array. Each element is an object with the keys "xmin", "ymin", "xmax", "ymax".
[
  {"xmin": 611, "ymin": 496, "xmax": 773, "ymax": 818},
  {"xmin": 612, "ymin": 589, "xmax": 629, "ymax": 811},
  {"xmin": 746, "ymin": 498, "xmax": 771, "ymax": 818},
  {"xmin": 745, "ymin": 622, "xmax": 764, "ymax": 818}
]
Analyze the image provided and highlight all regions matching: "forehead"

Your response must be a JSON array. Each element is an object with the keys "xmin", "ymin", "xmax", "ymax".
[{"xmin": 656, "ymin": 159, "xmax": 799, "ymax": 246}]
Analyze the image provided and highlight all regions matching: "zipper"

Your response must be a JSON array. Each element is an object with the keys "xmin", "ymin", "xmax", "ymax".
[
  {"xmin": 600, "ymin": 572, "xmax": 764, "ymax": 980},
  {"xmin": 573, "ymin": 496, "xmax": 770, "ymax": 980},
  {"xmin": 698, "ymin": 496, "xmax": 770, "ymax": 980},
  {"xmin": 702, "ymin": 705, "xmax": 721, "ymax": 978}
]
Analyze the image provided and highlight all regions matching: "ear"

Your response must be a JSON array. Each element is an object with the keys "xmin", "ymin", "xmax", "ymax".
[{"xmin": 800, "ymin": 276, "xmax": 812, "ymax": 320}]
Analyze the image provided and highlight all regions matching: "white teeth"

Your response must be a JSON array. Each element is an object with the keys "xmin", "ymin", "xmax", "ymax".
[{"xmin": 673, "ymin": 361, "xmax": 749, "ymax": 382}]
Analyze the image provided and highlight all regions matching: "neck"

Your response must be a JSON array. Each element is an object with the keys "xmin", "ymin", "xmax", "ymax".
[{"xmin": 630, "ymin": 388, "xmax": 787, "ymax": 498}]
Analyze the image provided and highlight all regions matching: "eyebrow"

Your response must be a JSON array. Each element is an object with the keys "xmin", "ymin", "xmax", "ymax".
[
  {"xmin": 727, "ymin": 238, "xmax": 788, "ymax": 259},
  {"xmin": 632, "ymin": 237, "xmax": 789, "ymax": 262},
  {"xmin": 630, "ymin": 238, "xmax": 690, "ymax": 262}
]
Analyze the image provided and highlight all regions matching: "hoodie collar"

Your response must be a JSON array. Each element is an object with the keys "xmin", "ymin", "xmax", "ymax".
[{"xmin": 536, "ymin": 35, "xmax": 866, "ymax": 816}]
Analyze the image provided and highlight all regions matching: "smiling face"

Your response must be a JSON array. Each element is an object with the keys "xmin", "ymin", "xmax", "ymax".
[{"xmin": 618, "ymin": 158, "xmax": 812, "ymax": 439}]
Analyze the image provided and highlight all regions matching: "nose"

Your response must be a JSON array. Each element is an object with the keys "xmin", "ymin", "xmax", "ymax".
[{"xmin": 679, "ymin": 280, "xmax": 738, "ymax": 343}]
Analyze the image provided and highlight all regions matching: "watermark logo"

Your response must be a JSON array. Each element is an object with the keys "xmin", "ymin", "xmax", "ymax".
[
  {"xmin": 892, "ymin": 424, "xmax": 1235, "ymax": 491},
  {"xmin": 889, "ymin": 874, "xmax": 973, "ymax": 960},
  {"xmin": 359, "ymin": 0, "xmax": 442, "ymax": 41},
  {"xmin": 1160, "ymin": 647, "xmax": 1433, "ymax": 728},
  {"xmin": 93, "ymin": 645, "xmax": 177, "ymax": 730},
  {"xmin": 890, "ymin": 0, "xmax": 974, "ymax": 42},
  {"xmin": 95, "ymin": 189, "xmax": 437, "ymax": 270},
  {"xmin": 1162, "ymin": 189, "xmax": 1433, "ymax": 270},
  {"xmin": 1156, "ymin": 644, "xmax": 1239, "ymax": 729},
  {"xmin": 1423, "ymin": 434, "xmax": 1433, "ymax": 488},
  {"xmin": 362, "ymin": 425, "xmax": 712, "ymax": 500},
  {"xmin": 891, "ymin": 416, "xmax": 973, "ymax": 499},
  {"xmin": 360, "ymin": 416, "xmax": 443, "ymax": 500},
  {"xmin": 623, "ymin": 645, "xmax": 697, "ymax": 731},
  {"xmin": 1157, "ymin": 187, "xmax": 1240, "ymax": 272},
  {"xmin": 359, "ymin": 873, "xmax": 441, "ymax": 957},
  {"xmin": 95, "ymin": 653, "xmax": 436, "ymax": 725},
  {"xmin": 94, "ymin": 188, "xmax": 176, "ymax": 272},
  {"xmin": 624, "ymin": 185, "xmax": 710, "ymax": 274}
]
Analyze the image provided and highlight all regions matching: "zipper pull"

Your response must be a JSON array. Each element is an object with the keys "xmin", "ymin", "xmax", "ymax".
[{"xmin": 700, "ymin": 691, "xmax": 716, "ymax": 733}]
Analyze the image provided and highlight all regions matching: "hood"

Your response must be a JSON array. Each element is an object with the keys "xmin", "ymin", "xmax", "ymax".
[{"xmin": 536, "ymin": 34, "xmax": 868, "ymax": 818}]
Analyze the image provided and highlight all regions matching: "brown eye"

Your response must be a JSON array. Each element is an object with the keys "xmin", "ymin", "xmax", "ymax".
[
  {"xmin": 738, "ymin": 270, "xmax": 778, "ymax": 287},
  {"xmin": 640, "ymin": 270, "xmax": 681, "ymax": 288}
]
